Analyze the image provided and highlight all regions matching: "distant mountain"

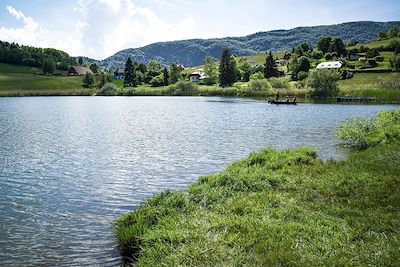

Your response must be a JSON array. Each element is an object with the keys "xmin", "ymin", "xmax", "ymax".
[{"xmin": 99, "ymin": 21, "xmax": 400, "ymax": 70}]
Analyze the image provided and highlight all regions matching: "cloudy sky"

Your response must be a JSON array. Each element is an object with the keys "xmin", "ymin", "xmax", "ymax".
[{"xmin": 0, "ymin": 0, "xmax": 399, "ymax": 59}]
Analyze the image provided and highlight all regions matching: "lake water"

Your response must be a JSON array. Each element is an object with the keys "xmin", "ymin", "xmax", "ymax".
[{"xmin": 0, "ymin": 96, "xmax": 397, "ymax": 266}]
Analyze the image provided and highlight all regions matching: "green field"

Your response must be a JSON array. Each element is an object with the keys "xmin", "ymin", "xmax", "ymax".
[
  {"xmin": 116, "ymin": 110, "xmax": 400, "ymax": 266},
  {"xmin": 0, "ymin": 63, "xmax": 93, "ymax": 96}
]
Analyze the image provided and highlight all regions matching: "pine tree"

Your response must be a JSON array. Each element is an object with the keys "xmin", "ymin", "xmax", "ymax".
[
  {"xmin": 124, "ymin": 57, "xmax": 138, "ymax": 87},
  {"xmin": 219, "ymin": 49, "xmax": 235, "ymax": 87},
  {"xmin": 163, "ymin": 67, "xmax": 169, "ymax": 86},
  {"xmin": 264, "ymin": 51, "xmax": 277, "ymax": 78}
]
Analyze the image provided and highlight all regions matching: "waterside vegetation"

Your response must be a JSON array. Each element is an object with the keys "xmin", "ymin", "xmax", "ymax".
[{"xmin": 116, "ymin": 109, "xmax": 400, "ymax": 266}]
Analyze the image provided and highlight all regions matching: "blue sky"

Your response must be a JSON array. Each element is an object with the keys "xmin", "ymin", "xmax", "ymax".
[{"xmin": 0, "ymin": 0, "xmax": 399, "ymax": 59}]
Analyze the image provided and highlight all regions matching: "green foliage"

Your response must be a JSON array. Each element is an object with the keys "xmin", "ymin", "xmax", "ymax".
[
  {"xmin": 307, "ymin": 69, "xmax": 340, "ymax": 97},
  {"xmin": 162, "ymin": 67, "xmax": 169, "ymax": 86},
  {"xmin": 238, "ymin": 59, "xmax": 252, "ymax": 82},
  {"xmin": 149, "ymin": 74, "xmax": 165, "ymax": 87},
  {"xmin": 82, "ymin": 72, "xmax": 95, "ymax": 88},
  {"xmin": 250, "ymin": 71, "xmax": 265, "ymax": 80},
  {"xmin": 168, "ymin": 63, "xmax": 184, "ymax": 84},
  {"xmin": 78, "ymin": 57, "xmax": 83, "ymax": 65},
  {"xmin": 378, "ymin": 73, "xmax": 400, "ymax": 89},
  {"xmin": 124, "ymin": 57, "xmax": 138, "ymax": 87},
  {"xmin": 378, "ymin": 32, "xmax": 388, "ymax": 40},
  {"xmin": 98, "ymin": 82, "xmax": 118, "ymax": 96},
  {"xmin": 168, "ymin": 80, "xmax": 198, "ymax": 95},
  {"xmin": 264, "ymin": 51, "xmax": 278, "ymax": 78},
  {"xmin": 297, "ymin": 56, "xmax": 310, "ymax": 72},
  {"xmin": 42, "ymin": 59, "xmax": 56, "ymax": 75},
  {"xmin": 268, "ymin": 77, "xmax": 289, "ymax": 89},
  {"xmin": 98, "ymin": 71, "xmax": 113, "ymax": 88},
  {"xmin": 317, "ymin": 36, "xmax": 332, "ymax": 54},
  {"xmin": 89, "ymin": 63, "xmax": 99, "ymax": 74},
  {"xmin": 336, "ymin": 109, "xmax": 400, "ymax": 149},
  {"xmin": 203, "ymin": 56, "xmax": 219, "ymax": 85},
  {"xmin": 249, "ymin": 78, "xmax": 271, "ymax": 90},
  {"xmin": 297, "ymin": 71, "xmax": 309, "ymax": 81},
  {"xmin": 390, "ymin": 54, "xmax": 400, "ymax": 71},
  {"xmin": 311, "ymin": 50, "xmax": 323, "ymax": 59},
  {"xmin": 219, "ymin": 49, "xmax": 236, "ymax": 87},
  {"xmin": 388, "ymin": 27, "xmax": 400, "ymax": 38}
]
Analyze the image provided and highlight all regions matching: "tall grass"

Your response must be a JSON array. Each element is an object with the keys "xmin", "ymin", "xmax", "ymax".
[{"xmin": 116, "ymin": 109, "xmax": 400, "ymax": 266}]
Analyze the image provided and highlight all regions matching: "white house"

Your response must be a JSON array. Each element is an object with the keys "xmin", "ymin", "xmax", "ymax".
[
  {"xmin": 316, "ymin": 61, "xmax": 343, "ymax": 69},
  {"xmin": 189, "ymin": 71, "xmax": 209, "ymax": 83}
]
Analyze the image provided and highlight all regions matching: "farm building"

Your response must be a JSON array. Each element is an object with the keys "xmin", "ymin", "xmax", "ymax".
[
  {"xmin": 189, "ymin": 72, "xmax": 209, "ymax": 83},
  {"xmin": 316, "ymin": 61, "xmax": 343, "ymax": 69},
  {"xmin": 68, "ymin": 66, "xmax": 93, "ymax": 75},
  {"xmin": 114, "ymin": 68, "xmax": 125, "ymax": 80}
]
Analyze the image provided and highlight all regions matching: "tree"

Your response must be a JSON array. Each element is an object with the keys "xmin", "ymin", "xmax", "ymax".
[
  {"xmin": 378, "ymin": 32, "xmax": 388, "ymax": 40},
  {"xmin": 298, "ymin": 56, "xmax": 310, "ymax": 72},
  {"xmin": 219, "ymin": 49, "xmax": 235, "ymax": 87},
  {"xmin": 390, "ymin": 54, "xmax": 400, "ymax": 71},
  {"xmin": 78, "ymin": 57, "xmax": 83, "ymax": 65},
  {"xmin": 146, "ymin": 60, "xmax": 163, "ymax": 83},
  {"xmin": 42, "ymin": 58, "xmax": 56, "ymax": 75},
  {"xmin": 307, "ymin": 69, "xmax": 340, "ymax": 97},
  {"xmin": 264, "ymin": 51, "xmax": 277, "ymax": 78},
  {"xmin": 82, "ymin": 72, "xmax": 95, "ymax": 88},
  {"xmin": 168, "ymin": 63, "xmax": 184, "ymax": 84},
  {"xmin": 329, "ymin": 38, "xmax": 347, "ymax": 56},
  {"xmin": 300, "ymin": 43, "xmax": 311, "ymax": 52},
  {"xmin": 203, "ymin": 56, "xmax": 219, "ymax": 84},
  {"xmin": 238, "ymin": 59, "xmax": 252, "ymax": 82},
  {"xmin": 288, "ymin": 54, "xmax": 300, "ymax": 81},
  {"xmin": 317, "ymin": 36, "xmax": 332, "ymax": 54},
  {"xmin": 89, "ymin": 63, "xmax": 99, "ymax": 74},
  {"xmin": 124, "ymin": 57, "xmax": 138, "ymax": 87},
  {"xmin": 388, "ymin": 27, "xmax": 400, "ymax": 38},
  {"xmin": 163, "ymin": 67, "xmax": 169, "ymax": 86}
]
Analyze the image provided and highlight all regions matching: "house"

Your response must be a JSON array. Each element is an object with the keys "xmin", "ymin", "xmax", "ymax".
[
  {"xmin": 114, "ymin": 68, "xmax": 125, "ymax": 80},
  {"xmin": 316, "ymin": 61, "xmax": 343, "ymax": 70},
  {"xmin": 68, "ymin": 66, "xmax": 93, "ymax": 76},
  {"xmin": 189, "ymin": 71, "xmax": 209, "ymax": 83}
]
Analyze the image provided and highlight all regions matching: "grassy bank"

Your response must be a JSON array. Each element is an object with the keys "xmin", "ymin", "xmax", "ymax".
[
  {"xmin": 116, "ymin": 110, "xmax": 400, "ymax": 266},
  {"xmin": 0, "ymin": 63, "xmax": 94, "ymax": 96}
]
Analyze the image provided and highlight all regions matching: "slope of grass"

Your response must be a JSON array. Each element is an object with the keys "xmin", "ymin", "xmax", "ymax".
[
  {"xmin": 0, "ymin": 63, "xmax": 40, "ymax": 74},
  {"xmin": 347, "ymin": 38, "xmax": 400, "ymax": 50},
  {"xmin": 116, "ymin": 110, "xmax": 400, "ymax": 266},
  {"xmin": 338, "ymin": 73, "xmax": 400, "ymax": 101}
]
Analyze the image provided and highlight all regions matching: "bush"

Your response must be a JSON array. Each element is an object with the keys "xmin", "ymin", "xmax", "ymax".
[
  {"xmin": 98, "ymin": 82, "xmax": 118, "ymax": 96},
  {"xmin": 250, "ymin": 71, "xmax": 264, "ymax": 80},
  {"xmin": 168, "ymin": 81, "xmax": 198, "ymax": 95},
  {"xmin": 268, "ymin": 77, "xmax": 289, "ymax": 88},
  {"xmin": 311, "ymin": 50, "xmax": 323, "ymax": 59},
  {"xmin": 374, "ymin": 56, "xmax": 384, "ymax": 62},
  {"xmin": 367, "ymin": 59, "xmax": 377, "ymax": 67},
  {"xmin": 390, "ymin": 54, "xmax": 400, "ymax": 71},
  {"xmin": 307, "ymin": 69, "xmax": 340, "ymax": 97},
  {"xmin": 378, "ymin": 74, "xmax": 400, "ymax": 89},
  {"xmin": 324, "ymin": 53, "xmax": 332, "ymax": 60},
  {"xmin": 297, "ymin": 71, "xmax": 309, "ymax": 81},
  {"xmin": 366, "ymin": 48, "xmax": 379, "ymax": 58},
  {"xmin": 336, "ymin": 109, "xmax": 400, "ymax": 149},
  {"xmin": 249, "ymin": 79, "xmax": 271, "ymax": 90},
  {"xmin": 82, "ymin": 72, "xmax": 95, "ymax": 88},
  {"xmin": 150, "ymin": 74, "xmax": 164, "ymax": 87}
]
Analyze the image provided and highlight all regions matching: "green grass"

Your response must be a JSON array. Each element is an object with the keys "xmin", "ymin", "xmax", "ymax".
[
  {"xmin": 116, "ymin": 139, "xmax": 400, "ymax": 266},
  {"xmin": 0, "ymin": 63, "xmax": 95, "ymax": 96},
  {"xmin": 338, "ymin": 73, "xmax": 400, "ymax": 101},
  {"xmin": 347, "ymin": 38, "xmax": 400, "ymax": 50}
]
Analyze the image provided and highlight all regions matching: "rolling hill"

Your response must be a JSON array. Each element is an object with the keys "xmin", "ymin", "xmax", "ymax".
[{"xmin": 98, "ymin": 21, "xmax": 400, "ymax": 69}]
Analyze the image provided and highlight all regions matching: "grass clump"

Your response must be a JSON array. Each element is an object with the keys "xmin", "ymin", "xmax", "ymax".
[{"xmin": 116, "ymin": 110, "xmax": 400, "ymax": 266}]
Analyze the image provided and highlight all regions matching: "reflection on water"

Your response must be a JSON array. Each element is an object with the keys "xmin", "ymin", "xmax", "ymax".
[{"xmin": 0, "ymin": 96, "xmax": 397, "ymax": 266}]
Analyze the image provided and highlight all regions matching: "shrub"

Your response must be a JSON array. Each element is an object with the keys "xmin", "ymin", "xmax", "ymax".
[
  {"xmin": 268, "ymin": 77, "xmax": 289, "ymax": 88},
  {"xmin": 82, "ymin": 72, "xmax": 95, "ymax": 88},
  {"xmin": 336, "ymin": 109, "xmax": 400, "ymax": 149},
  {"xmin": 390, "ymin": 54, "xmax": 400, "ymax": 71},
  {"xmin": 311, "ymin": 50, "xmax": 323, "ymax": 59},
  {"xmin": 366, "ymin": 48, "xmax": 379, "ymax": 58},
  {"xmin": 378, "ymin": 74, "xmax": 400, "ymax": 89},
  {"xmin": 374, "ymin": 56, "xmax": 384, "ymax": 62},
  {"xmin": 249, "ymin": 79, "xmax": 271, "ymax": 90},
  {"xmin": 98, "ymin": 82, "xmax": 118, "ymax": 96},
  {"xmin": 307, "ymin": 69, "xmax": 340, "ymax": 97},
  {"xmin": 297, "ymin": 71, "xmax": 309, "ymax": 81},
  {"xmin": 150, "ymin": 74, "xmax": 164, "ymax": 87},
  {"xmin": 250, "ymin": 71, "xmax": 265, "ymax": 80},
  {"xmin": 168, "ymin": 81, "xmax": 198, "ymax": 95},
  {"xmin": 367, "ymin": 59, "xmax": 377, "ymax": 67},
  {"xmin": 324, "ymin": 53, "xmax": 332, "ymax": 60}
]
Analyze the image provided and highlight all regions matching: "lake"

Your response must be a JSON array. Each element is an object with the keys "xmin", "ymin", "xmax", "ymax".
[{"xmin": 0, "ymin": 96, "xmax": 397, "ymax": 266}]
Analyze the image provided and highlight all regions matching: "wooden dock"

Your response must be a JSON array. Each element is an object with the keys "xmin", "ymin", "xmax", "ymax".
[{"xmin": 336, "ymin": 96, "xmax": 375, "ymax": 103}]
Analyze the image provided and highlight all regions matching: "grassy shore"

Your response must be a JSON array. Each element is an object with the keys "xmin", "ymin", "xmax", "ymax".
[{"xmin": 116, "ymin": 110, "xmax": 400, "ymax": 266}]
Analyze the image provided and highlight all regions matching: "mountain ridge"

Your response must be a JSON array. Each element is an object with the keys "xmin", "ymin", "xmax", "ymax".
[{"xmin": 90, "ymin": 21, "xmax": 400, "ymax": 69}]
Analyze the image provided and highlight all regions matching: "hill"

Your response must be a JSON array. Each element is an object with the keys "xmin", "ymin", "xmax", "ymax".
[{"xmin": 100, "ymin": 21, "xmax": 400, "ymax": 69}]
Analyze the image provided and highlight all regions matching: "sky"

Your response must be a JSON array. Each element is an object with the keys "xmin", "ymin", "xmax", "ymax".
[{"xmin": 0, "ymin": 0, "xmax": 399, "ymax": 59}]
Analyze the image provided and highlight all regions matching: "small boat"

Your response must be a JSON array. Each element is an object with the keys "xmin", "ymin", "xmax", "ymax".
[{"xmin": 268, "ymin": 100, "xmax": 297, "ymax": 105}]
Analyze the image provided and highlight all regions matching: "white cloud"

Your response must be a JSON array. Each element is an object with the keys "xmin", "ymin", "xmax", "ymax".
[
  {"xmin": 0, "ymin": 1, "xmax": 197, "ymax": 59},
  {"xmin": 73, "ymin": 0, "xmax": 197, "ymax": 59},
  {"xmin": 0, "ymin": 6, "xmax": 48, "ymax": 47}
]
